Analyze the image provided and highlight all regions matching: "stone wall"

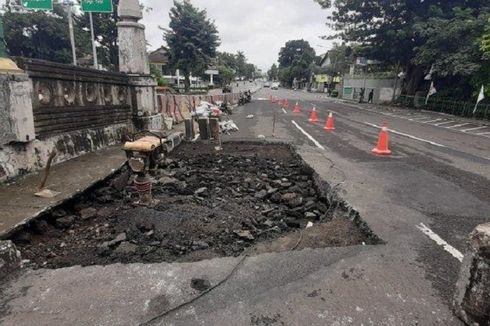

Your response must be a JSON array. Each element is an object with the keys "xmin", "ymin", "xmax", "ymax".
[
  {"xmin": 14, "ymin": 58, "xmax": 132, "ymax": 138},
  {"xmin": 0, "ymin": 58, "xmax": 135, "ymax": 182}
]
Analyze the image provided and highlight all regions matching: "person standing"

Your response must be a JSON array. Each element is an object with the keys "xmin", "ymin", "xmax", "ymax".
[
  {"xmin": 368, "ymin": 89, "xmax": 374, "ymax": 103},
  {"xmin": 359, "ymin": 88, "xmax": 365, "ymax": 103}
]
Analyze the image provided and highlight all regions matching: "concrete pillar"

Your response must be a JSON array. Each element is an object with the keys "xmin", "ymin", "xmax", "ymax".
[
  {"xmin": 453, "ymin": 223, "xmax": 490, "ymax": 325},
  {"xmin": 117, "ymin": 0, "xmax": 161, "ymax": 130},
  {"xmin": 184, "ymin": 119, "xmax": 195, "ymax": 141},
  {"xmin": 198, "ymin": 118, "xmax": 210, "ymax": 140},
  {"xmin": 0, "ymin": 63, "xmax": 35, "ymax": 144}
]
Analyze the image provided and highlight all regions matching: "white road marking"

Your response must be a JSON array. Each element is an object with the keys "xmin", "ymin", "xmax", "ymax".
[
  {"xmin": 364, "ymin": 122, "xmax": 446, "ymax": 148},
  {"xmin": 416, "ymin": 223, "xmax": 464, "ymax": 262},
  {"xmin": 434, "ymin": 120, "xmax": 456, "ymax": 126},
  {"xmin": 476, "ymin": 131, "xmax": 490, "ymax": 136},
  {"xmin": 409, "ymin": 116, "xmax": 432, "ymax": 121},
  {"xmin": 446, "ymin": 123, "xmax": 470, "ymax": 129},
  {"xmin": 421, "ymin": 118, "xmax": 443, "ymax": 124},
  {"xmin": 291, "ymin": 120, "xmax": 325, "ymax": 150},
  {"xmin": 461, "ymin": 126, "xmax": 487, "ymax": 132},
  {"xmin": 282, "ymin": 108, "xmax": 287, "ymax": 114}
]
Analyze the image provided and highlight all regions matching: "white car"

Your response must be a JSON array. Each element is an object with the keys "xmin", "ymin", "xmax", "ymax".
[
  {"xmin": 264, "ymin": 82, "xmax": 271, "ymax": 88},
  {"xmin": 271, "ymin": 82, "xmax": 279, "ymax": 90}
]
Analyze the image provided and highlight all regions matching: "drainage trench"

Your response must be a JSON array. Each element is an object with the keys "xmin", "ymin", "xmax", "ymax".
[{"xmin": 10, "ymin": 142, "xmax": 382, "ymax": 269}]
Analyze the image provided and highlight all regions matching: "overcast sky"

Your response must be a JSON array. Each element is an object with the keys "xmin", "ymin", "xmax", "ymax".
[{"xmin": 141, "ymin": 0, "xmax": 335, "ymax": 72}]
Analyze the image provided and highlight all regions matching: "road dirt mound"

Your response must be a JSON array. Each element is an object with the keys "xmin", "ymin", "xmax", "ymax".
[{"xmin": 13, "ymin": 142, "xmax": 375, "ymax": 269}]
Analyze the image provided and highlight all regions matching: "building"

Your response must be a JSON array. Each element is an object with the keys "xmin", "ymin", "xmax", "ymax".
[{"xmin": 148, "ymin": 46, "xmax": 170, "ymax": 75}]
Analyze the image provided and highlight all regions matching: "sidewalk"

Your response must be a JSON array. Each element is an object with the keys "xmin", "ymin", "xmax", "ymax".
[{"xmin": 0, "ymin": 146, "xmax": 126, "ymax": 239}]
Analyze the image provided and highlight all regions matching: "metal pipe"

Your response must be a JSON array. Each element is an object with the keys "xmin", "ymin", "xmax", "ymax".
[
  {"xmin": 67, "ymin": 4, "xmax": 77, "ymax": 65},
  {"xmin": 89, "ymin": 12, "xmax": 97, "ymax": 69}
]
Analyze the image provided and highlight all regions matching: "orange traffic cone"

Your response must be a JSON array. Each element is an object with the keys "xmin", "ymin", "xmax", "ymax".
[
  {"xmin": 323, "ymin": 112, "xmax": 335, "ymax": 131},
  {"xmin": 372, "ymin": 126, "xmax": 391, "ymax": 155},
  {"xmin": 308, "ymin": 107, "xmax": 319, "ymax": 123},
  {"xmin": 293, "ymin": 102, "xmax": 301, "ymax": 113}
]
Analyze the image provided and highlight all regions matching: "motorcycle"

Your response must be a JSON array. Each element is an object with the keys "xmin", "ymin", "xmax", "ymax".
[
  {"xmin": 220, "ymin": 101, "xmax": 233, "ymax": 115},
  {"xmin": 238, "ymin": 91, "xmax": 252, "ymax": 106}
]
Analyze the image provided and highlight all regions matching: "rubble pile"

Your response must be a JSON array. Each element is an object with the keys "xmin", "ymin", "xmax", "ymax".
[{"xmin": 13, "ymin": 143, "xmax": 370, "ymax": 269}]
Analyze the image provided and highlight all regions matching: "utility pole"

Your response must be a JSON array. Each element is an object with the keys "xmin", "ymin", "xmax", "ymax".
[
  {"xmin": 89, "ymin": 12, "xmax": 97, "ymax": 68},
  {"xmin": 66, "ymin": 1, "xmax": 77, "ymax": 65}
]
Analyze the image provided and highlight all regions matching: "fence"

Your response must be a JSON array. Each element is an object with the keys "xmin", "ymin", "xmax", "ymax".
[
  {"xmin": 397, "ymin": 95, "xmax": 490, "ymax": 121},
  {"xmin": 156, "ymin": 92, "xmax": 240, "ymax": 124}
]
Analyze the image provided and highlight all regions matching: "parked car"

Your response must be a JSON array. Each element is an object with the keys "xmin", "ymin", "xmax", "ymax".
[
  {"xmin": 264, "ymin": 82, "xmax": 271, "ymax": 88},
  {"xmin": 222, "ymin": 85, "xmax": 232, "ymax": 93},
  {"xmin": 271, "ymin": 82, "xmax": 279, "ymax": 90}
]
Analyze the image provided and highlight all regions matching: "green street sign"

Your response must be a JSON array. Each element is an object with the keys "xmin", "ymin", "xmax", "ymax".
[
  {"xmin": 81, "ymin": 0, "xmax": 114, "ymax": 13},
  {"xmin": 22, "ymin": 0, "xmax": 53, "ymax": 10}
]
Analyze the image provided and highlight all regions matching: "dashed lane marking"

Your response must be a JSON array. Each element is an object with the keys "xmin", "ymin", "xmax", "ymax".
[
  {"xmin": 416, "ymin": 223, "xmax": 463, "ymax": 262},
  {"xmin": 282, "ymin": 108, "xmax": 287, "ymax": 114},
  {"xmin": 461, "ymin": 126, "xmax": 488, "ymax": 133},
  {"xmin": 291, "ymin": 120, "xmax": 325, "ymax": 150},
  {"xmin": 421, "ymin": 118, "xmax": 443, "ymax": 124},
  {"xmin": 364, "ymin": 122, "xmax": 446, "ymax": 148},
  {"xmin": 434, "ymin": 120, "xmax": 456, "ymax": 126},
  {"xmin": 446, "ymin": 123, "xmax": 470, "ymax": 129},
  {"xmin": 476, "ymin": 131, "xmax": 490, "ymax": 136}
]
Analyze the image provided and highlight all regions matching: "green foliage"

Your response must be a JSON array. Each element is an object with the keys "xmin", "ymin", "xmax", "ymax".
[
  {"xmin": 267, "ymin": 63, "xmax": 278, "ymax": 81},
  {"xmin": 277, "ymin": 39, "xmax": 316, "ymax": 86},
  {"xmin": 214, "ymin": 51, "xmax": 257, "ymax": 84},
  {"xmin": 2, "ymin": 0, "xmax": 119, "ymax": 69},
  {"xmin": 165, "ymin": 0, "xmax": 220, "ymax": 92},
  {"xmin": 315, "ymin": 0, "xmax": 490, "ymax": 97},
  {"xmin": 323, "ymin": 43, "xmax": 354, "ymax": 76},
  {"xmin": 482, "ymin": 18, "xmax": 490, "ymax": 56},
  {"xmin": 3, "ymin": 4, "xmax": 86, "ymax": 63},
  {"xmin": 278, "ymin": 39, "xmax": 316, "ymax": 68},
  {"xmin": 150, "ymin": 63, "xmax": 166, "ymax": 86},
  {"xmin": 76, "ymin": 0, "xmax": 120, "ymax": 70},
  {"xmin": 216, "ymin": 65, "xmax": 234, "ymax": 86},
  {"xmin": 0, "ymin": 15, "xmax": 7, "ymax": 57},
  {"xmin": 413, "ymin": 7, "xmax": 488, "ymax": 77}
]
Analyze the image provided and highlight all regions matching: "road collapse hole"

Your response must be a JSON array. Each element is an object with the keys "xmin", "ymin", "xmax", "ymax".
[{"xmin": 11, "ymin": 142, "xmax": 381, "ymax": 269}]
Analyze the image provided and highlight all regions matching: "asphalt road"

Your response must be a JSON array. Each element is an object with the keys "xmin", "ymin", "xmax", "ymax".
[
  {"xmin": 2, "ymin": 88, "xmax": 489, "ymax": 325},
  {"xmin": 224, "ymin": 88, "xmax": 490, "ymax": 320}
]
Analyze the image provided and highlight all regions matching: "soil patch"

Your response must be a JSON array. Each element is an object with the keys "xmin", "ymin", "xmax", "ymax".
[{"xmin": 12, "ymin": 142, "xmax": 377, "ymax": 269}]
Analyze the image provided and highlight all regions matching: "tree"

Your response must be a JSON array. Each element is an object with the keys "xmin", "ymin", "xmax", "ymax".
[
  {"xmin": 267, "ymin": 63, "xmax": 278, "ymax": 81},
  {"xmin": 235, "ymin": 51, "xmax": 247, "ymax": 78},
  {"xmin": 481, "ymin": 18, "xmax": 490, "ymax": 56},
  {"xmin": 216, "ymin": 65, "xmax": 234, "ymax": 86},
  {"xmin": 277, "ymin": 40, "xmax": 316, "ymax": 86},
  {"xmin": 76, "ymin": 0, "xmax": 120, "ymax": 70},
  {"xmin": 165, "ymin": 0, "xmax": 220, "ymax": 93},
  {"xmin": 314, "ymin": 0, "xmax": 490, "ymax": 96},
  {"xmin": 2, "ymin": 1, "xmax": 121, "ymax": 69},
  {"xmin": 3, "ymin": 3, "xmax": 91, "ymax": 64},
  {"xmin": 323, "ymin": 43, "xmax": 354, "ymax": 77}
]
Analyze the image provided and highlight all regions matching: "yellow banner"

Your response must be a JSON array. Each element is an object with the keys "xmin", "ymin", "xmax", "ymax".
[{"xmin": 315, "ymin": 74, "xmax": 329, "ymax": 83}]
